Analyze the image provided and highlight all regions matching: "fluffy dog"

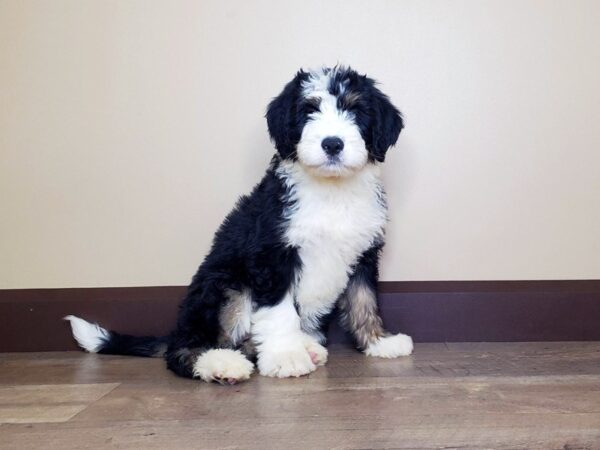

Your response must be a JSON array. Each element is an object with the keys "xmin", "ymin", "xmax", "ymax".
[{"xmin": 66, "ymin": 66, "xmax": 413, "ymax": 384}]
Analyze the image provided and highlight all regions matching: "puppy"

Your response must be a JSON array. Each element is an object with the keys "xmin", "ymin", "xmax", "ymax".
[{"xmin": 66, "ymin": 66, "xmax": 413, "ymax": 384}]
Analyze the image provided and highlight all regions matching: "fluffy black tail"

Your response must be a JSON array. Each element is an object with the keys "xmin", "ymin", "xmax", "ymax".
[{"xmin": 64, "ymin": 315, "xmax": 167, "ymax": 358}]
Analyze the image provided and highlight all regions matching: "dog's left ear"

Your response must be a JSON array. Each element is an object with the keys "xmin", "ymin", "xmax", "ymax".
[
  {"xmin": 369, "ymin": 87, "xmax": 404, "ymax": 162},
  {"xmin": 266, "ymin": 71, "xmax": 307, "ymax": 159}
]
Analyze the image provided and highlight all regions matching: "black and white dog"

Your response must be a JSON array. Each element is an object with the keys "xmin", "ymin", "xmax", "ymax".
[{"xmin": 66, "ymin": 66, "xmax": 413, "ymax": 384}]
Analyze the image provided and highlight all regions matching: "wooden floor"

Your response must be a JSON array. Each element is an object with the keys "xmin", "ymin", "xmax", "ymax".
[{"xmin": 1, "ymin": 343, "xmax": 600, "ymax": 449}]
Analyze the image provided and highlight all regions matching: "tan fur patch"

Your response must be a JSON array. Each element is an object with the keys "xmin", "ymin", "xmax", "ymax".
[
  {"xmin": 338, "ymin": 281, "xmax": 385, "ymax": 349},
  {"xmin": 218, "ymin": 289, "xmax": 252, "ymax": 346},
  {"xmin": 342, "ymin": 91, "xmax": 361, "ymax": 108}
]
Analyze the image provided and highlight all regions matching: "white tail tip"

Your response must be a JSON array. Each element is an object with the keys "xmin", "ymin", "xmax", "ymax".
[{"xmin": 63, "ymin": 315, "xmax": 109, "ymax": 353}]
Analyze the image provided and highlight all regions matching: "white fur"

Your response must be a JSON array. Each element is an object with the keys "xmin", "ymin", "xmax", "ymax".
[
  {"xmin": 277, "ymin": 161, "xmax": 387, "ymax": 336},
  {"xmin": 365, "ymin": 333, "xmax": 414, "ymax": 358},
  {"xmin": 193, "ymin": 348, "xmax": 254, "ymax": 383},
  {"xmin": 251, "ymin": 294, "xmax": 318, "ymax": 377},
  {"xmin": 63, "ymin": 315, "xmax": 109, "ymax": 353},
  {"xmin": 298, "ymin": 69, "xmax": 368, "ymax": 177}
]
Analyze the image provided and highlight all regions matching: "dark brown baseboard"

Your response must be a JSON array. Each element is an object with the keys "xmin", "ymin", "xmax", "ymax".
[{"xmin": 1, "ymin": 280, "xmax": 599, "ymax": 352}]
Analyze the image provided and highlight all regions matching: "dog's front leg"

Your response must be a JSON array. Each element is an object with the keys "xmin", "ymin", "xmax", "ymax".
[
  {"xmin": 339, "ymin": 245, "xmax": 414, "ymax": 358},
  {"xmin": 251, "ymin": 293, "xmax": 325, "ymax": 377}
]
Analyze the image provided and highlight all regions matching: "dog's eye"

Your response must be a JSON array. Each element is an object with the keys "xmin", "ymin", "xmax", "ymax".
[{"xmin": 304, "ymin": 98, "xmax": 321, "ymax": 114}]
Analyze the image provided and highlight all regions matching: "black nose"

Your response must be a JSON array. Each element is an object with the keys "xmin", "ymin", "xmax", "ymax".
[{"xmin": 321, "ymin": 137, "xmax": 344, "ymax": 156}]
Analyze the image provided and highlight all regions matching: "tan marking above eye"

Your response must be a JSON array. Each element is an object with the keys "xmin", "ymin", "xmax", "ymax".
[
  {"xmin": 341, "ymin": 92, "xmax": 361, "ymax": 107},
  {"xmin": 305, "ymin": 97, "xmax": 322, "ymax": 111}
]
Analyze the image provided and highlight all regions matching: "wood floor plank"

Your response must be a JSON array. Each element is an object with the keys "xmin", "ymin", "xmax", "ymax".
[
  {"xmin": 0, "ymin": 383, "xmax": 119, "ymax": 424},
  {"xmin": 66, "ymin": 374, "xmax": 600, "ymax": 423},
  {"xmin": 2, "ymin": 414, "xmax": 600, "ymax": 449}
]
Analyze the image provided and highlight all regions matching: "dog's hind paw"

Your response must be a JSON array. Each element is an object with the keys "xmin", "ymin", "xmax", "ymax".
[{"xmin": 193, "ymin": 349, "xmax": 254, "ymax": 384}]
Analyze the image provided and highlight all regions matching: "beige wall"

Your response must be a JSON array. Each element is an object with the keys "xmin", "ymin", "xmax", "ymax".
[{"xmin": 1, "ymin": 0, "xmax": 599, "ymax": 289}]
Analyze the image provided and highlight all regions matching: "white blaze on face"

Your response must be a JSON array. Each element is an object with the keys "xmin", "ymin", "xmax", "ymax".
[{"xmin": 297, "ymin": 70, "xmax": 368, "ymax": 177}]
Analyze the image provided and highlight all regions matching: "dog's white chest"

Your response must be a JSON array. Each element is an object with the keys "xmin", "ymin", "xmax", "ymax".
[{"xmin": 280, "ymin": 164, "xmax": 387, "ymax": 332}]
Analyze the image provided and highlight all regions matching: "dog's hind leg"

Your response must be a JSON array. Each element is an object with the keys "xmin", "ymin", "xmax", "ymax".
[{"xmin": 164, "ymin": 280, "xmax": 254, "ymax": 384}]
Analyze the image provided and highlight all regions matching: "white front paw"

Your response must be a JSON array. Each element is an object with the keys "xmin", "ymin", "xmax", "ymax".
[
  {"xmin": 258, "ymin": 345, "xmax": 317, "ymax": 378},
  {"xmin": 365, "ymin": 333, "xmax": 414, "ymax": 358}
]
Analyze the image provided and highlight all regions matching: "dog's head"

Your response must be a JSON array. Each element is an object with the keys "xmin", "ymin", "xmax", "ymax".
[{"xmin": 266, "ymin": 66, "xmax": 403, "ymax": 177}]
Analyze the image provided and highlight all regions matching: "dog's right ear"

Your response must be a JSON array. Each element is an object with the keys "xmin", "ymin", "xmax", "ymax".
[{"xmin": 266, "ymin": 70, "xmax": 307, "ymax": 159}]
